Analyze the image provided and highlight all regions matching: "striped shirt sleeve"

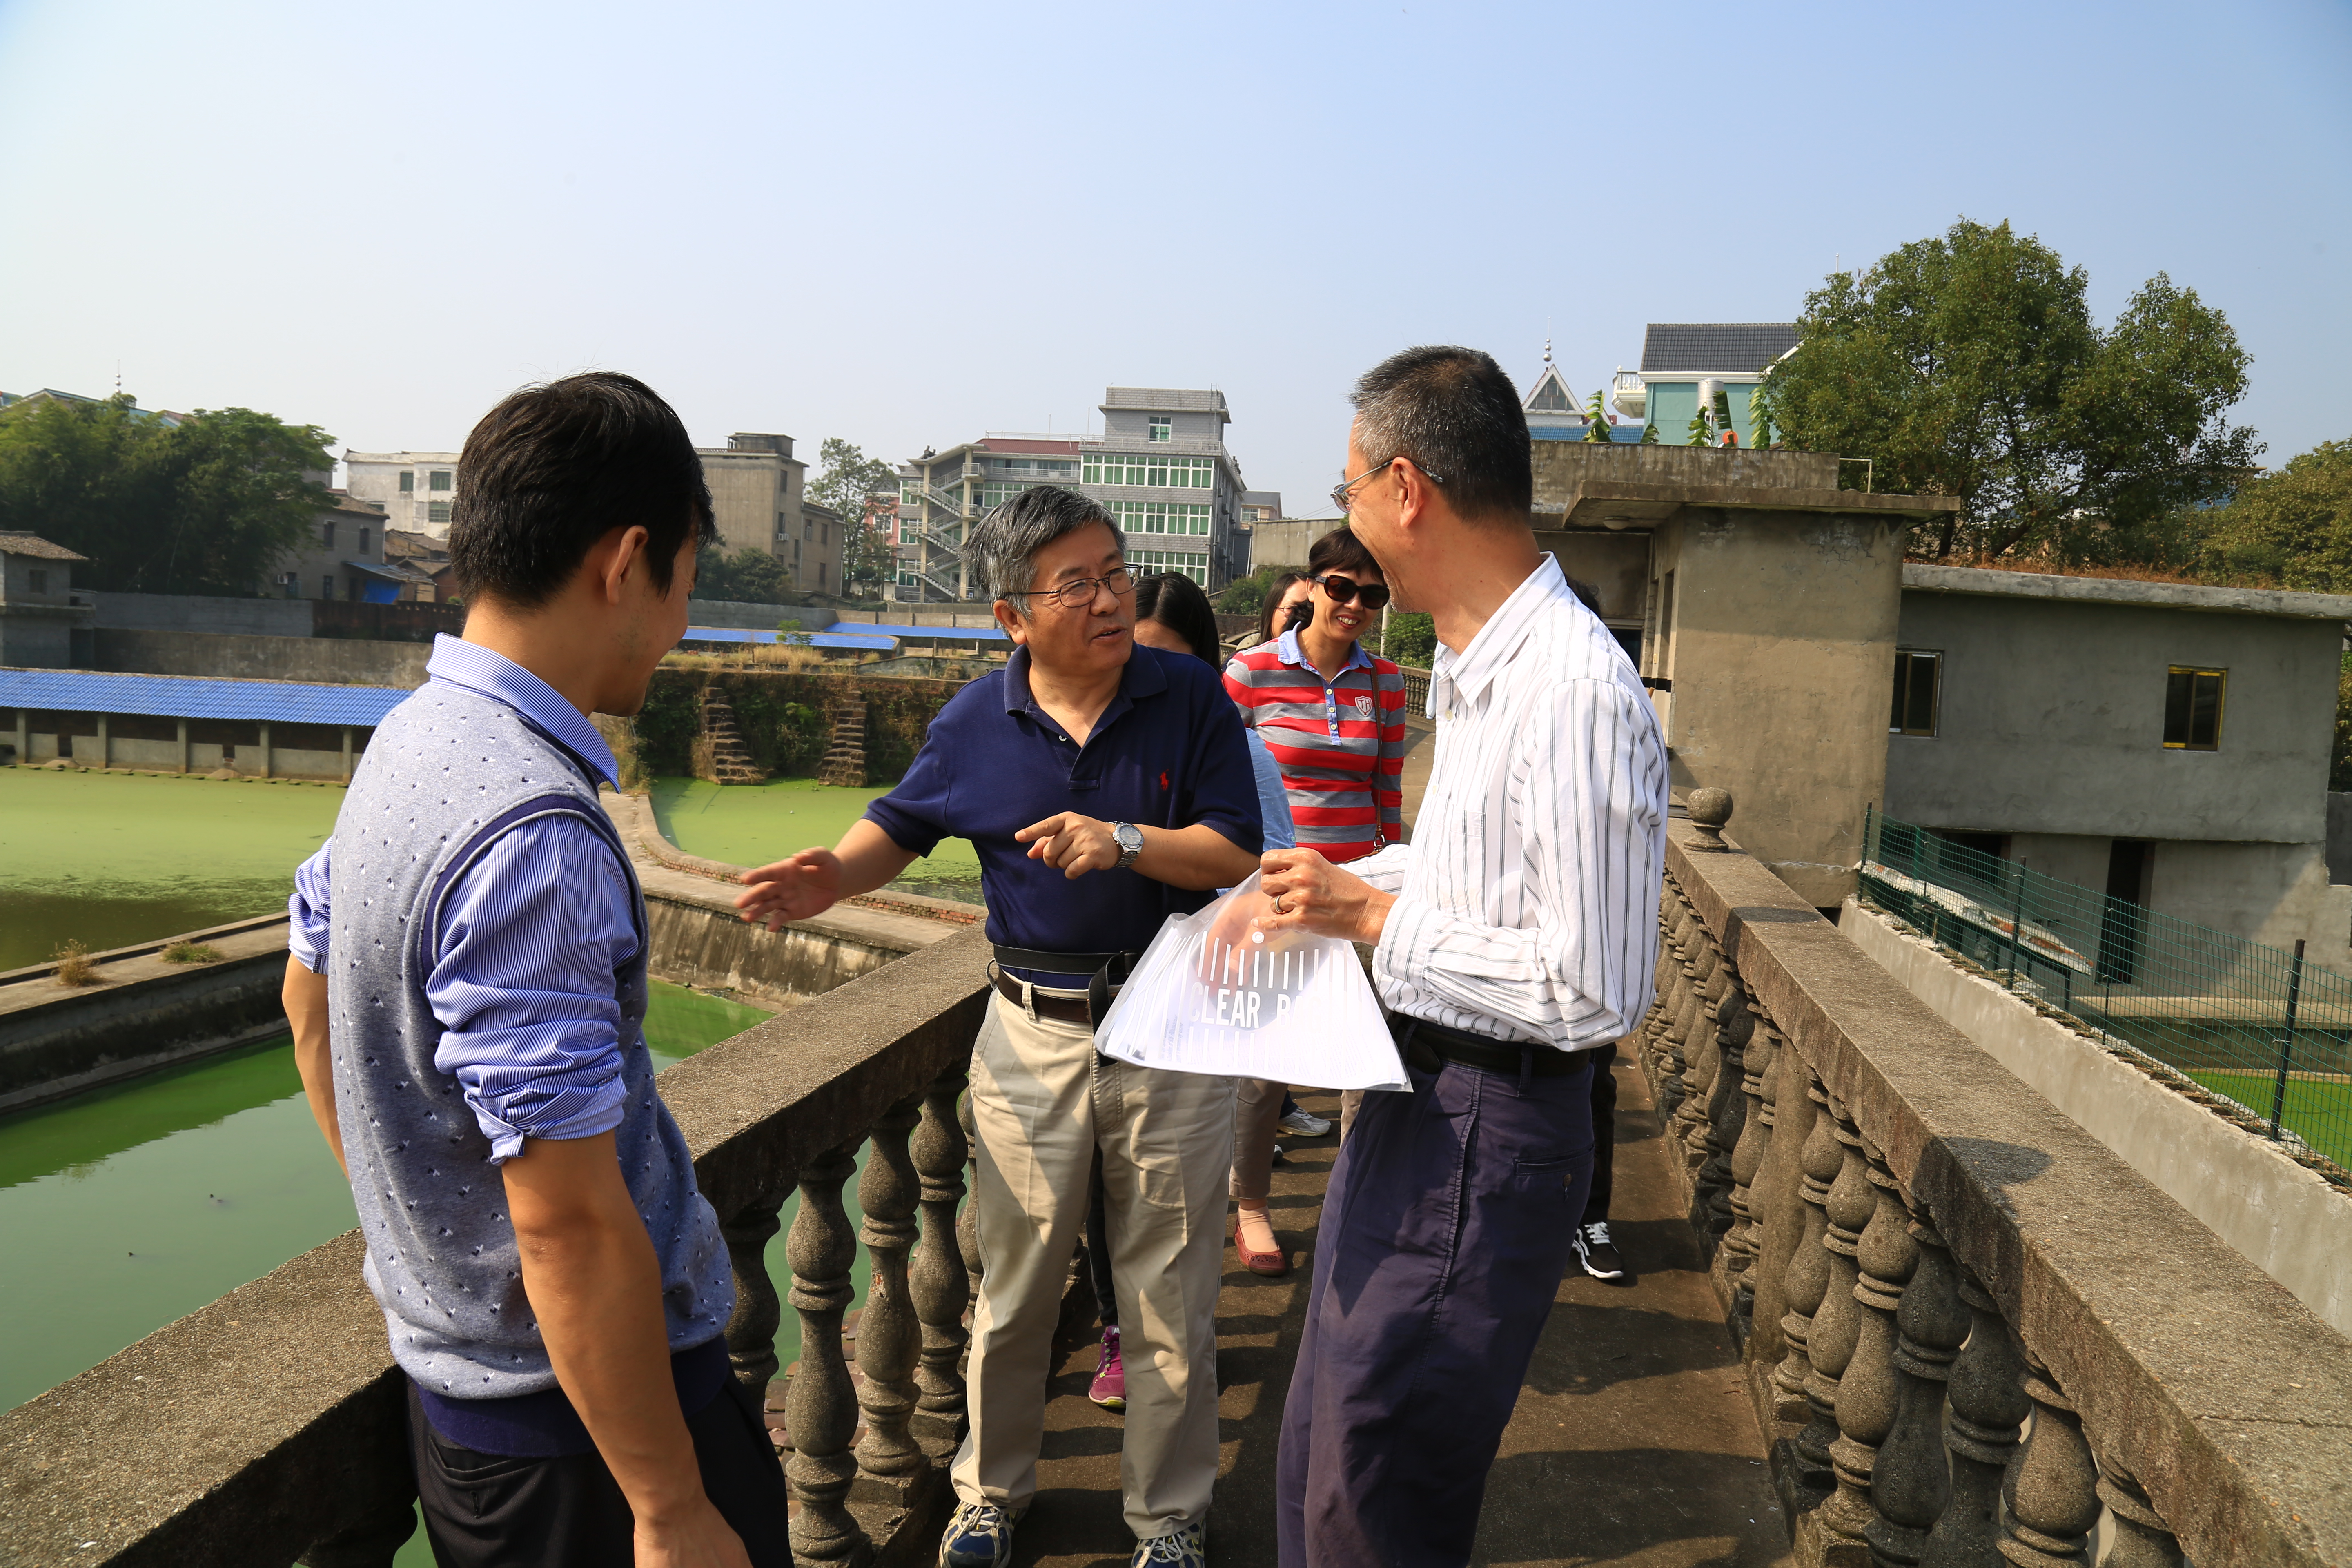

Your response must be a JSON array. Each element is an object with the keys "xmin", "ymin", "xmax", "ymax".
[
  {"xmin": 426, "ymin": 815, "xmax": 642, "ymax": 1161},
  {"xmin": 1372, "ymin": 677, "xmax": 1658, "ymax": 1043},
  {"xmin": 287, "ymin": 842, "xmax": 333, "ymax": 974}
]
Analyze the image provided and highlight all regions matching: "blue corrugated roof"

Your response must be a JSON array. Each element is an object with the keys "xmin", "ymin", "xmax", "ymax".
[
  {"xmin": 826, "ymin": 621, "xmax": 1010, "ymax": 642},
  {"xmin": 0, "ymin": 668, "xmax": 409, "ymax": 726},
  {"xmin": 679, "ymin": 627, "xmax": 897, "ymax": 651}
]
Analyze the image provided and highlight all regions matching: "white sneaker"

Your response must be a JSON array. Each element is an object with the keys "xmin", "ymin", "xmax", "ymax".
[
  {"xmin": 1574, "ymin": 1221, "xmax": 1626, "ymax": 1281},
  {"xmin": 1133, "ymin": 1519, "xmax": 1207, "ymax": 1566},
  {"xmin": 1278, "ymin": 1107, "xmax": 1332, "ymax": 1137}
]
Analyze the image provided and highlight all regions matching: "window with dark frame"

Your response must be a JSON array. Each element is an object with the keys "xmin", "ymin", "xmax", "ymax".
[
  {"xmin": 2163, "ymin": 666, "xmax": 2225, "ymax": 749},
  {"xmin": 429, "ymin": 470, "xmax": 453, "ymax": 492},
  {"xmin": 27, "ymin": 569, "xmax": 46, "ymax": 594},
  {"xmin": 1890, "ymin": 648, "xmax": 1941, "ymax": 736},
  {"xmin": 398, "ymin": 471, "xmax": 414, "ymax": 494},
  {"xmin": 322, "ymin": 520, "xmax": 336, "ymax": 548},
  {"xmin": 1148, "ymin": 416, "xmax": 1172, "ymax": 443}
]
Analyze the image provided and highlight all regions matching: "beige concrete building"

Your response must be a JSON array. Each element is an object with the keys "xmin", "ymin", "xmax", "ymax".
[
  {"xmin": 696, "ymin": 433, "xmax": 824, "ymax": 586},
  {"xmin": 267, "ymin": 493, "xmax": 435, "ymax": 603},
  {"xmin": 344, "ymin": 451, "xmax": 462, "ymax": 539},
  {"xmin": 1530, "ymin": 443, "xmax": 1958, "ymax": 909}
]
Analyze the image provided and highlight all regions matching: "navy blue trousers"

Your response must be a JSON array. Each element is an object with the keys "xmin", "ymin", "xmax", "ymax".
[{"xmin": 1276, "ymin": 1052, "xmax": 1596, "ymax": 1568}]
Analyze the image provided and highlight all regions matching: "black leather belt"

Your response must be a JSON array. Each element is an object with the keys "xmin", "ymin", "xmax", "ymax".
[
  {"xmin": 991, "ymin": 945, "xmax": 1140, "ymax": 1027},
  {"xmin": 1390, "ymin": 1014, "xmax": 1590, "ymax": 1078}
]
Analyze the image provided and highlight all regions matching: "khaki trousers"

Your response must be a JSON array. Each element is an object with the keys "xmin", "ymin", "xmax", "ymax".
[
  {"xmin": 951, "ymin": 989, "xmax": 1235, "ymax": 1538},
  {"xmin": 1230, "ymin": 1077, "xmax": 1287, "ymax": 1201}
]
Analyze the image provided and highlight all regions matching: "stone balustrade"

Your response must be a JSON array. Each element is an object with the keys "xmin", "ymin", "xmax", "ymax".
[
  {"xmin": 1646, "ymin": 791, "xmax": 2352, "ymax": 1568},
  {"xmin": 0, "ymin": 925, "xmax": 995, "ymax": 1568}
]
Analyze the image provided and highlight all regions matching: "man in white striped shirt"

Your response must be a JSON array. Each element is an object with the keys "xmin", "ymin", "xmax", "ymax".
[{"xmin": 1255, "ymin": 346, "xmax": 1668, "ymax": 1568}]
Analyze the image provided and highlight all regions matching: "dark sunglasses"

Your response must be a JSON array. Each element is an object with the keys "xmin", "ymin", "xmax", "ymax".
[{"xmin": 1314, "ymin": 573, "xmax": 1391, "ymax": 612}]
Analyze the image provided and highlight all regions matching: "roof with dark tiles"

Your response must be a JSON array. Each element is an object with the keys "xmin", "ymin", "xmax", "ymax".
[{"xmin": 1639, "ymin": 323, "xmax": 1800, "ymax": 374}]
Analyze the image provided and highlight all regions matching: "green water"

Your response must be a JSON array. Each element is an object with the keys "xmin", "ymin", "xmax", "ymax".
[
  {"xmin": 650, "ymin": 775, "xmax": 984, "ymax": 904},
  {"xmin": 0, "ymin": 980, "xmax": 773, "ymax": 1415},
  {"xmin": 0, "ymin": 768, "xmax": 343, "ymax": 970}
]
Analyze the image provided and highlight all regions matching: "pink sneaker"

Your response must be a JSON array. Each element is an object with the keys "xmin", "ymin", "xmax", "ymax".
[{"xmin": 1089, "ymin": 1325, "xmax": 1126, "ymax": 1412}]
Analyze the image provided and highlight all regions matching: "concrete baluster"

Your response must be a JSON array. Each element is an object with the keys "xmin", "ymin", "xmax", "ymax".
[
  {"xmin": 1772, "ymin": 1071, "xmax": 1840, "ymax": 1441},
  {"xmin": 785, "ymin": 1145, "xmax": 864, "ymax": 1567},
  {"xmin": 1649, "ymin": 897, "xmax": 1699, "ymax": 1113},
  {"xmin": 1695, "ymin": 980, "xmax": 1751, "ymax": 1234},
  {"xmin": 1666, "ymin": 927, "xmax": 1720, "ymax": 1131},
  {"xmin": 1722, "ymin": 1002, "xmax": 1780, "ymax": 1303},
  {"xmin": 1797, "ymin": 1099, "xmax": 1871, "ymax": 1497},
  {"xmin": 1672, "ymin": 941, "xmax": 1726, "ymax": 1160},
  {"xmin": 720, "ymin": 1185, "xmax": 791, "ymax": 1396},
  {"xmin": 2095, "ymin": 1463, "xmax": 2186, "ymax": 1568},
  {"xmin": 1920, "ymin": 1271, "xmax": 2028, "ymax": 1568},
  {"xmin": 1865, "ymin": 1216, "xmax": 1966, "ymax": 1568},
  {"xmin": 854, "ymin": 1093, "xmax": 925, "ymax": 1480},
  {"xmin": 1747, "ymin": 1027, "xmax": 1819, "ymax": 1376},
  {"xmin": 1997, "ymin": 1359, "xmax": 2101, "ymax": 1568},
  {"xmin": 911, "ymin": 1065, "xmax": 972, "ymax": 1423},
  {"xmin": 1818, "ymin": 1133, "xmax": 1918, "ymax": 1559},
  {"xmin": 957, "ymin": 1080, "xmax": 983, "ymax": 1351}
]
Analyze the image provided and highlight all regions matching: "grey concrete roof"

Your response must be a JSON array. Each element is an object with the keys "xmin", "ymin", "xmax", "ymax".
[
  {"xmin": 1639, "ymin": 323, "xmax": 1800, "ymax": 374},
  {"xmin": 0, "ymin": 531, "xmax": 87, "ymax": 561},
  {"xmin": 1100, "ymin": 387, "xmax": 1230, "ymax": 420},
  {"xmin": 1902, "ymin": 562, "xmax": 2352, "ymax": 621}
]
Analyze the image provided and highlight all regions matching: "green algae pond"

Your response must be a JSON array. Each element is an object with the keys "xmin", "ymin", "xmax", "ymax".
[
  {"xmin": 650, "ymin": 775, "xmax": 984, "ymax": 904},
  {"xmin": 0, "ymin": 768, "xmax": 342, "ymax": 971}
]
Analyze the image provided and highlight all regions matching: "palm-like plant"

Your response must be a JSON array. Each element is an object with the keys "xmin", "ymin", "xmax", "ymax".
[
  {"xmin": 1687, "ymin": 407, "xmax": 1715, "ymax": 448},
  {"xmin": 1582, "ymin": 390, "xmax": 1611, "ymax": 443}
]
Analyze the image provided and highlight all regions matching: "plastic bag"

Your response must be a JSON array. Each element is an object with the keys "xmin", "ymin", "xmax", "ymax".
[{"xmin": 1094, "ymin": 873, "xmax": 1408, "ymax": 1090}]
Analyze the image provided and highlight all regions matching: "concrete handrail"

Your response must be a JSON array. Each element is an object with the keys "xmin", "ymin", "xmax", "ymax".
[
  {"xmin": 0, "ymin": 925, "xmax": 994, "ymax": 1567},
  {"xmin": 1654, "ymin": 817, "xmax": 2352, "ymax": 1567}
]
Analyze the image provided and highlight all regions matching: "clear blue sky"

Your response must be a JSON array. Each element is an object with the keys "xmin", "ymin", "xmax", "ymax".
[{"xmin": 2, "ymin": 0, "xmax": 2345, "ymax": 513}]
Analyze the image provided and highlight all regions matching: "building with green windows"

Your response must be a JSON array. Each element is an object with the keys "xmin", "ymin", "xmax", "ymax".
[
  {"xmin": 1608, "ymin": 323, "xmax": 1800, "ymax": 445},
  {"xmin": 893, "ymin": 386, "xmax": 1252, "ymax": 601}
]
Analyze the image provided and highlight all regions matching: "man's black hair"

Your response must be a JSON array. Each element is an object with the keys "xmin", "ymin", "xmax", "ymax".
[
  {"xmin": 450, "ymin": 372, "xmax": 717, "ymax": 608},
  {"xmin": 1351, "ymin": 346, "xmax": 1534, "ymax": 524},
  {"xmin": 1134, "ymin": 570, "xmax": 1221, "ymax": 665}
]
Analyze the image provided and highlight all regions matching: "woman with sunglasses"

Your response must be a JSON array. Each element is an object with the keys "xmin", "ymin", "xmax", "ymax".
[{"xmin": 1219, "ymin": 528, "xmax": 1407, "ymax": 1274}]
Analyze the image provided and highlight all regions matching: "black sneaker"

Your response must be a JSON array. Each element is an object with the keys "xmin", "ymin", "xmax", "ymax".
[{"xmin": 1574, "ymin": 1222, "xmax": 1626, "ymax": 1281}]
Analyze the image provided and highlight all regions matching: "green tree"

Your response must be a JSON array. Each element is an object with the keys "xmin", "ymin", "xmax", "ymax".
[
  {"xmin": 1379, "ymin": 610, "xmax": 1435, "ymax": 668},
  {"xmin": 695, "ymin": 544, "xmax": 795, "ymax": 603},
  {"xmin": 2192, "ymin": 437, "xmax": 2352, "ymax": 589},
  {"xmin": 1770, "ymin": 218, "xmax": 2260, "ymax": 561},
  {"xmin": 1217, "ymin": 564, "xmax": 1294, "ymax": 616},
  {"xmin": 0, "ymin": 395, "xmax": 332, "ymax": 594},
  {"xmin": 806, "ymin": 438, "xmax": 903, "ymax": 596},
  {"xmin": 1747, "ymin": 375, "xmax": 1778, "ymax": 450},
  {"xmin": 1686, "ymin": 407, "xmax": 1715, "ymax": 448},
  {"xmin": 1582, "ymin": 390, "xmax": 1611, "ymax": 443}
]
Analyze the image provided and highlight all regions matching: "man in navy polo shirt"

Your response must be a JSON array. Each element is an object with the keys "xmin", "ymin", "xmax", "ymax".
[{"xmin": 735, "ymin": 487, "xmax": 1259, "ymax": 1568}]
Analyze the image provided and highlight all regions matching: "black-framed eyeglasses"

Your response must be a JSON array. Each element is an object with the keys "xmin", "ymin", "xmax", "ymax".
[
  {"xmin": 1314, "ymin": 573, "xmax": 1391, "ymax": 612},
  {"xmin": 1329, "ymin": 456, "xmax": 1445, "ymax": 516},
  {"xmin": 1016, "ymin": 566, "xmax": 1136, "ymax": 612}
]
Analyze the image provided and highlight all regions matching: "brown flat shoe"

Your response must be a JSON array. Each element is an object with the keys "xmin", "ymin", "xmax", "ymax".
[{"xmin": 1234, "ymin": 1213, "xmax": 1288, "ymax": 1277}]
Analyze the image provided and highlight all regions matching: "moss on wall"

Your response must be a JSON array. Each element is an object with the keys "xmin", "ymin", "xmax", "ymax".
[{"xmin": 630, "ymin": 669, "xmax": 963, "ymax": 784}]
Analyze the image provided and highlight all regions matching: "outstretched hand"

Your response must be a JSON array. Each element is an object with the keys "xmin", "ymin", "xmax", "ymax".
[{"xmin": 735, "ymin": 848, "xmax": 845, "ymax": 931}]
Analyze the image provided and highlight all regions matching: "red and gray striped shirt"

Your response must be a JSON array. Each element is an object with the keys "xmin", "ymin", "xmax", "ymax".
[{"xmin": 1223, "ymin": 629, "xmax": 1408, "ymax": 864}]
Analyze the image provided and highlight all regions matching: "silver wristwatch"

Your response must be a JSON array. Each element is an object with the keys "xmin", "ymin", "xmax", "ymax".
[{"xmin": 1109, "ymin": 821, "xmax": 1145, "ymax": 871}]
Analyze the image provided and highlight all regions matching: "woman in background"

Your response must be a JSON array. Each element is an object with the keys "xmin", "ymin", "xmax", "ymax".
[
  {"xmin": 1221, "ymin": 528, "xmax": 1406, "ymax": 1273},
  {"xmin": 1246, "ymin": 570, "xmax": 1310, "ymax": 650},
  {"xmin": 1075, "ymin": 572, "xmax": 1301, "ymax": 1411}
]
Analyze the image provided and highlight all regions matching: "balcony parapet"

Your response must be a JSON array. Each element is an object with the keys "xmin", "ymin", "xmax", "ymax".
[
  {"xmin": 1646, "ymin": 793, "xmax": 2352, "ymax": 1568},
  {"xmin": 0, "ymin": 926, "xmax": 996, "ymax": 1568}
]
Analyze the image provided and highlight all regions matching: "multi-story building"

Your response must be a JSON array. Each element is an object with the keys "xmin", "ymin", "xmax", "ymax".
[
  {"xmin": 1239, "ymin": 490, "xmax": 1283, "ymax": 524},
  {"xmin": 894, "ymin": 387, "xmax": 1253, "ymax": 601},
  {"xmin": 695, "ymin": 432, "xmax": 812, "ymax": 577},
  {"xmin": 1608, "ymin": 323, "xmax": 1801, "ymax": 445},
  {"xmin": 795, "ymin": 501, "xmax": 842, "ymax": 594},
  {"xmin": 1080, "ymin": 388, "xmax": 1248, "ymax": 588},
  {"xmin": 267, "ymin": 492, "xmax": 434, "ymax": 602},
  {"xmin": 895, "ymin": 439, "xmax": 1083, "ymax": 601},
  {"xmin": 345, "ymin": 451, "xmax": 462, "ymax": 538}
]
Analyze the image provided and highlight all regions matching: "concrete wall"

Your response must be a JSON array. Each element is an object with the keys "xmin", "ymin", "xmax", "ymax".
[
  {"xmin": 1648, "ymin": 508, "xmax": 1907, "ymax": 905},
  {"xmin": 2326, "ymin": 791, "xmax": 2352, "ymax": 882},
  {"xmin": 1885, "ymin": 590, "xmax": 2339, "ymax": 844},
  {"xmin": 687, "ymin": 599, "xmax": 813, "ymax": 632},
  {"xmin": 1530, "ymin": 441, "xmax": 1842, "ymax": 503},
  {"xmin": 1535, "ymin": 530, "xmax": 1650, "ymax": 625},
  {"xmin": 1247, "ymin": 518, "xmax": 1320, "ymax": 570},
  {"xmin": 10, "ymin": 719, "xmax": 366, "ymax": 780},
  {"xmin": 91, "ymin": 592, "xmax": 313, "ymax": 637},
  {"xmin": 1995, "ymin": 830, "xmax": 2352, "ymax": 972},
  {"xmin": 0, "ymin": 610, "xmax": 75, "ymax": 667},
  {"xmin": 1845, "ymin": 898, "xmax": 2352, "ymax": 1336},
  {"xmin": 0, "ymin": 915, "xmax": 294, "ymax": 1116},
  {"xmin": 94, "ymin": 627, "xmax": 430, "ymax": 687}
]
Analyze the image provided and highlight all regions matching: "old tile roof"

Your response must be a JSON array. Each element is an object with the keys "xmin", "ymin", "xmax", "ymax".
[
  {"xmin": 0, "ymin": 668, "xmax": 407, "ymax": 726},
  {"xmin": 1639, "ymin": 323, "xmax": 1801, "ymax": 374},
  {"xmin": 0, "ymin": 532, "xmax": 89, "ymax": 562}
]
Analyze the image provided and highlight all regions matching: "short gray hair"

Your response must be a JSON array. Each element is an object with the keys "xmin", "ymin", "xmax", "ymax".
[{"xmin": 967, "ymin": 486, "xmax": 1125, "ymax": 602}]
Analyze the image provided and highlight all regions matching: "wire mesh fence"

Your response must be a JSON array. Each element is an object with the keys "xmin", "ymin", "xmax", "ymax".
[{"xmin": 1859, "ymin": 807, "xmax": 2352, "ymax": 1184}]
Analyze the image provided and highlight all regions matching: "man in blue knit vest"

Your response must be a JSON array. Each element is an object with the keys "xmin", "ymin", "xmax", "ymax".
[{"xmin": 281, "ymin": 373, "xmax": 787, "ymax": 1568}]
